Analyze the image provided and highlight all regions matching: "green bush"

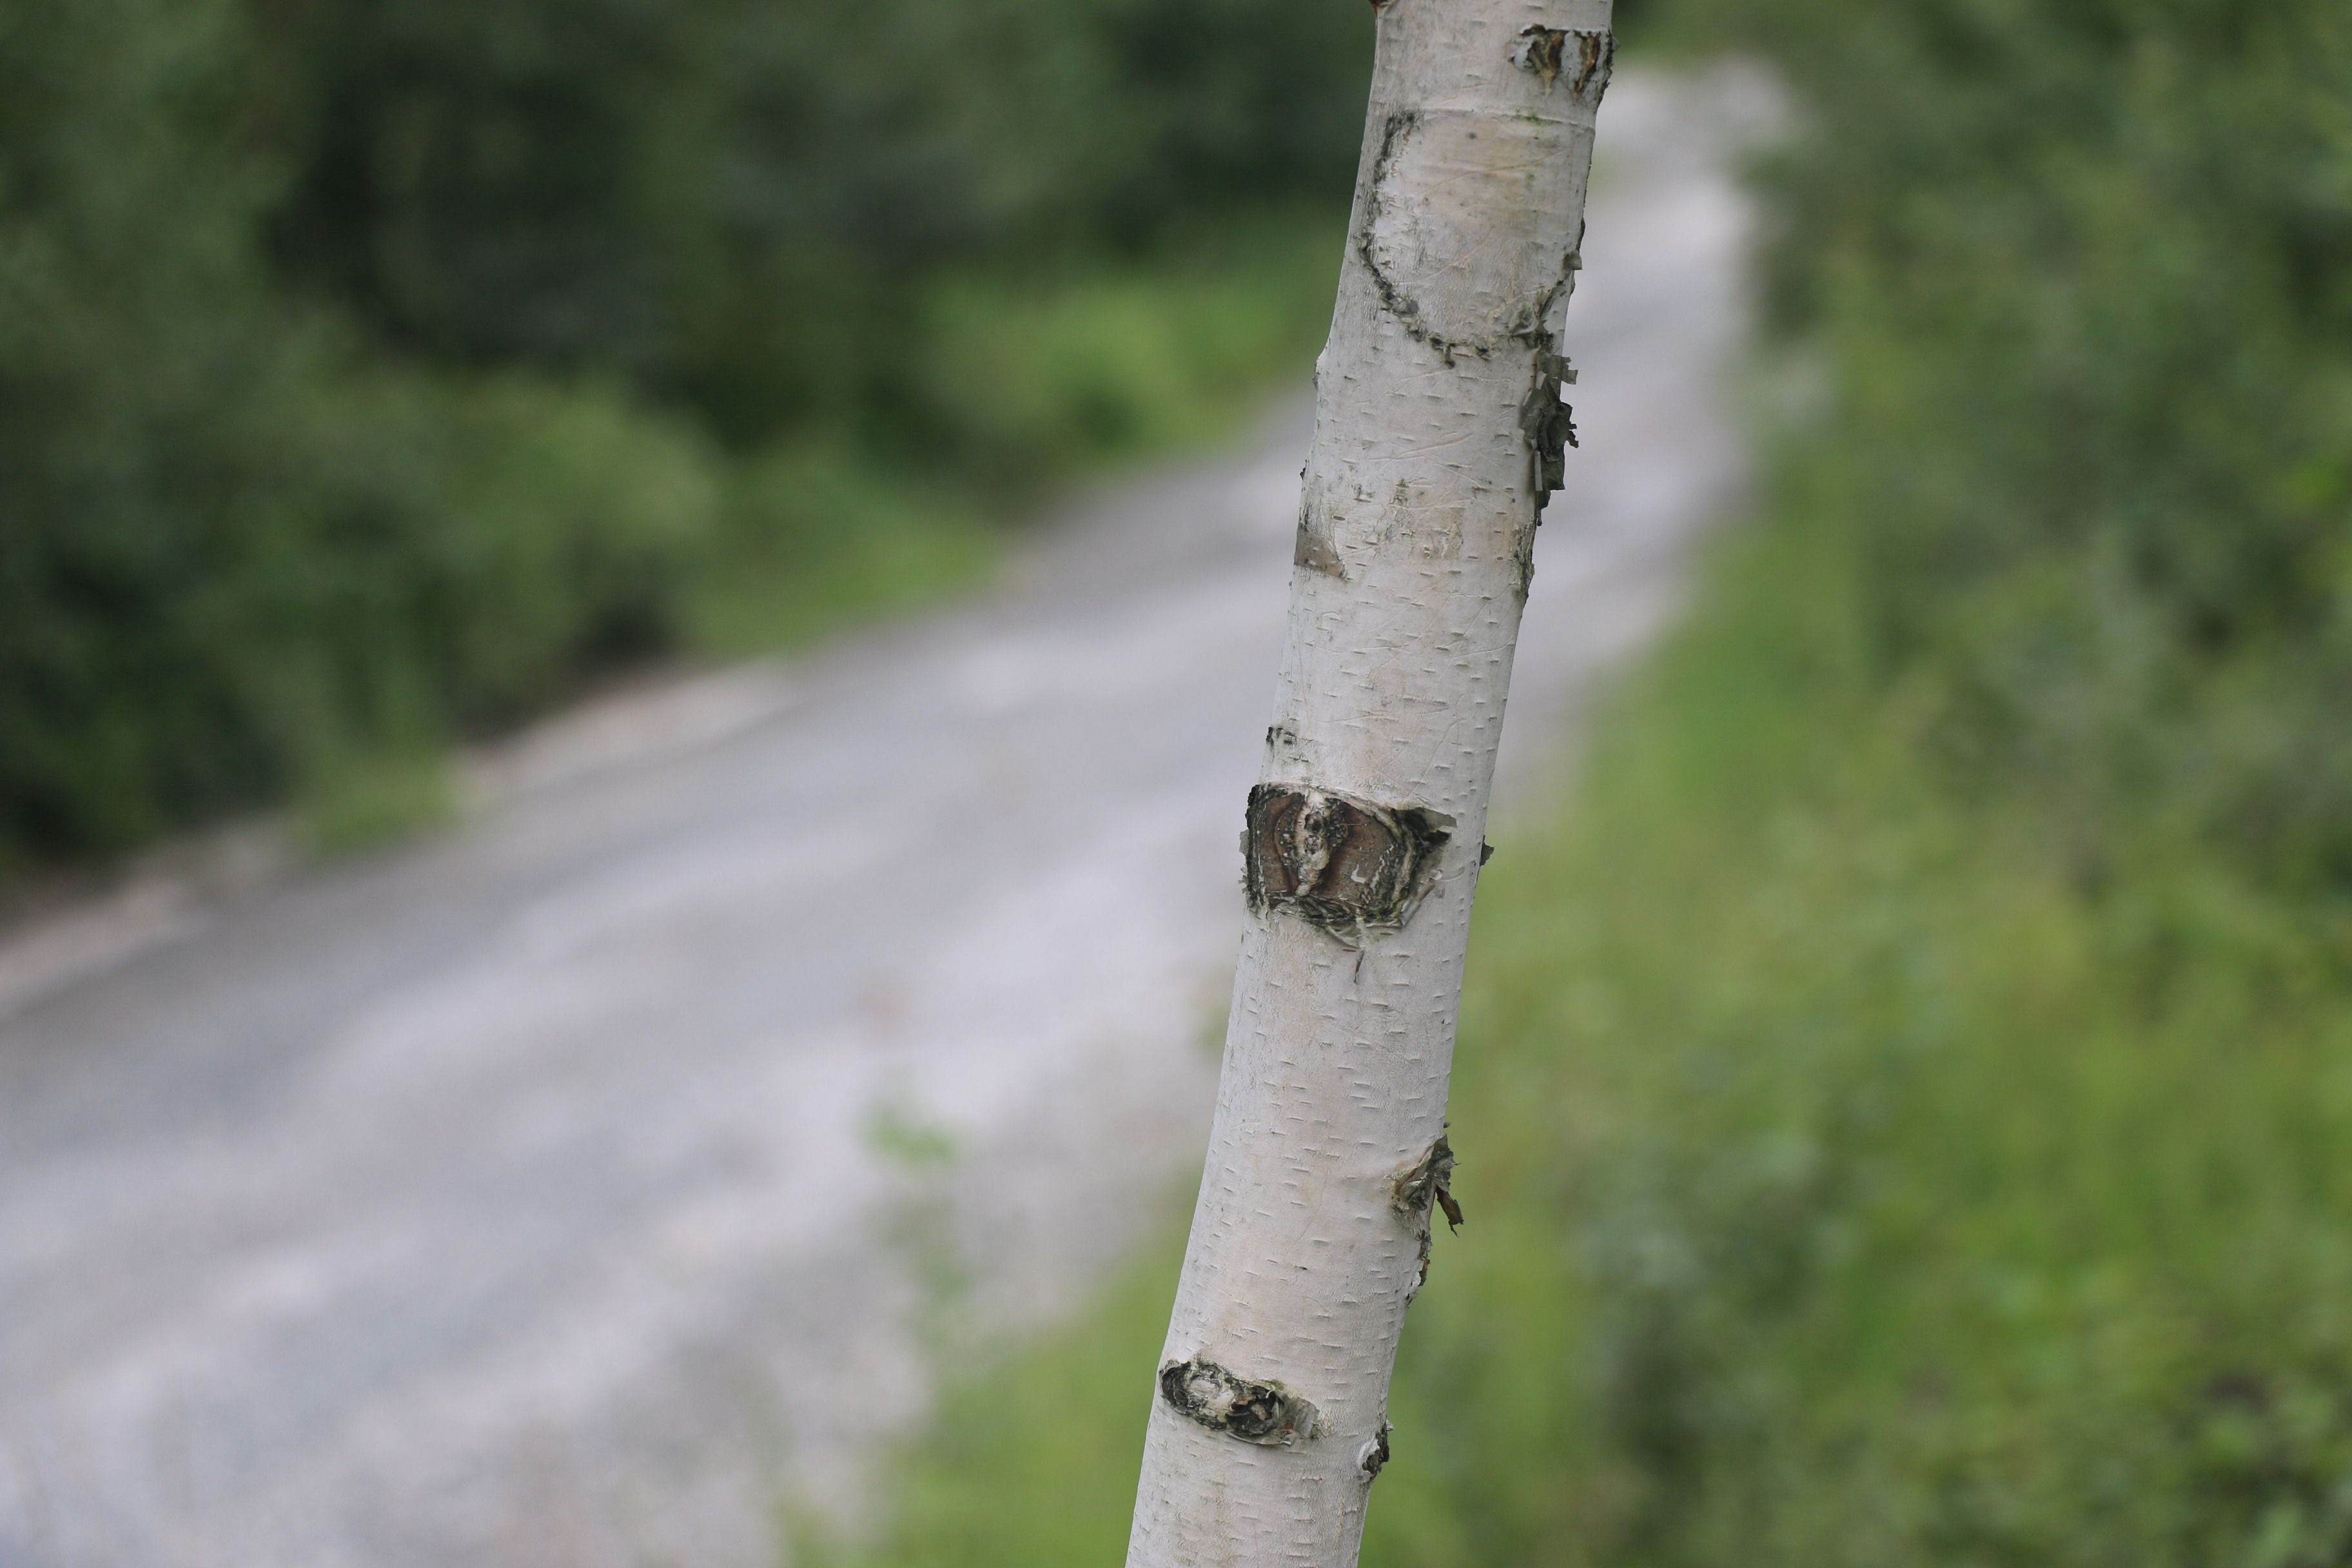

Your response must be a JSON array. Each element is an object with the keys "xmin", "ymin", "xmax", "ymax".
[
  {"xmin": 918, "ymin": 215, "xmax": 1341, "ymax": 486},
  {"xmin": 1, "ymin": 348, "xmax": 723, "ymax": 865},
  {"xmin": 1367, "ymin": 511, "xmax": 2352, "ymax": 1568},
  {"xmin": 0, "ymin": 0, "xmax": 1366, "ymax": 879},
  {"xmin": 0, "ymin": 0, "xmax": 721, "ymax": 865},
  {"xmin": 248, "ymin": 0, "xmax": 1371, "ymax": 443},
  {"xmin": 1664, "ymin": 0, "xmax": 2352, "ymax": 895}
]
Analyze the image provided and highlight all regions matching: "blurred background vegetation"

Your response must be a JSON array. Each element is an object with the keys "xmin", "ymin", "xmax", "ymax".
[
  {"xmin": 807, "ymin": 1, "xmax": 2352, "ymax": 1565},
  {"xmin": 0, "ymin": 0, "xmax": 1367, "ymax": 876},
  {"xmin": 10, "ymin": 0, "xmax": 2352, "ymax": 1559}
]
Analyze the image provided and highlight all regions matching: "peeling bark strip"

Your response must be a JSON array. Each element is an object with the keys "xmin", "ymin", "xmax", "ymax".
[
  {"xmin": 1520, "ymin": 348, "xmax": 1581, "ymax": 506},
  {"xmin": 1128, "ymin": 3, "xmax": 1612, "ymax": 1562},
  {"xmin": 1393, "ymin": 1133, "xmax": 1464, "ymax": 1233},
  {"xmin": 1159, "ymin": 1358, "xmax": 1324, "ymax": 1447},
  {"xmin": 1294, "ymin": 500, "xmax": 1346, "ymax": 579},
  {"xmin": 1511, "ymin": 25, "xmax": 1614, "ymax": 104},
  {"xmin": 1242, "ymin": 785, "xmax": 1450, "ymax": 943},
  {"xmin": 1511, "ymin": 24, "xmax": 1571, "ymax": 86},
  {"xmin": 1395, "ymin": 1134, "xmax": 1464, "ymax": 1309}
]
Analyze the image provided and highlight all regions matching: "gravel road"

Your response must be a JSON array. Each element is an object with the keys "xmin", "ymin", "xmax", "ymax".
[{"xmin": 0, "ymin": 70, "xmax": 1762, "ymax": 1568}]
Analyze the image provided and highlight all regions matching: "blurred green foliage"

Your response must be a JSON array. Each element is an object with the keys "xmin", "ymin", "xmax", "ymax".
[
  {"xmin": 250, "ymin": 0, "xmax": 1373, "ymax": 440},
  {"xmin": 827, "ymin": 1, "xmax": 2352, "ymax": 1563},
  {"xmin": 1367, "ymin": 507, "xmax": 2352, "ymax": 1568},
  {"xmin": 831, "ymin": 487, "xmax": 2352, "ymax": 1568},
  {"xmin": 0, "ymin": 0, "xmax": 1366, "ymax": 878},
  {"xmin": 1702, "ymin": 0, "xmax": 2352, "ymax": 897}
]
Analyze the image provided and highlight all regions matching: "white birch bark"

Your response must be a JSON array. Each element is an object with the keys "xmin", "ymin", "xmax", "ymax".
[{"xmin": 1126, "ymin": 2, "xmax": 1615, "ymax": 1563}]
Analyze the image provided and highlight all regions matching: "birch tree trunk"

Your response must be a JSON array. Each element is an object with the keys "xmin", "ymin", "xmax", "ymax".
[{"xmin": 1125, "ymin": 2, "xmax": 1614, "ymax": 1562}]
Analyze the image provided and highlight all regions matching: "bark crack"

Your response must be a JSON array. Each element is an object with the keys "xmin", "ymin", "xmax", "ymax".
[
  {"xmin": 1357, "ymin": 112, "xmax": 1570, "ymax": 365},
  {"xmin": 1357, "ymin": 112, "xmax": 1450, "ymax": 358}
]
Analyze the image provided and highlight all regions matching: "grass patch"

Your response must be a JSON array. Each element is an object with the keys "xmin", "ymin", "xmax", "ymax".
[
  {"xmin": 681, "ymin": 444, "xmax": 999, "ymax": 660},
  {"xmin": 799, "ymin": 1220, "xmax": 1188, "ymax": 1568},
  {"xmin": 918, "ymin": 211, "xmax": 1341, "ymax": 489},
  {"xmin": 295, "ymin": 745, "xmax": 458, "ymax": 857}
]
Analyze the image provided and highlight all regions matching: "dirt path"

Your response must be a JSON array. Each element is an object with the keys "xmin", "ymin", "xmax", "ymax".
[{"xmin": 0, "ymin": 70, "xmax": 1763, "ymax": 1568}]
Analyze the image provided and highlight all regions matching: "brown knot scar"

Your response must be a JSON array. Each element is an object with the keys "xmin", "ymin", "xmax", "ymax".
[
  {"xmin": 1242, "ymin": 784, "xmax": 1452, "ymax": 946},
  {"xmin": 1160, "ymin": 1357, "xmax": 1324, "ymax": 1447}
]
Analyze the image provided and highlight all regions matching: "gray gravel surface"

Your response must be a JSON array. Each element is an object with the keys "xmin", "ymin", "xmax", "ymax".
[{"xmin": 0, "ymin": 70, "xmax": 1763, "ymax": 1568}]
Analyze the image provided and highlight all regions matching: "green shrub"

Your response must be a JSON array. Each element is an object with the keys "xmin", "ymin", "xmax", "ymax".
[
  {"xmin": 917, "ymin": 214, "xmax": 1340, "ymax": 487},
  {"xmin": 0, "ymin": 0, "xmax": 721, "ymax": 866},
  {"xmin": 248, "ymin": 0, "xmax": 1371, "ymax": 444},
  {"xmin": 1659, "ymin": 0, "xmax": 2352, "ymax": 895},
  {"xmin": 0, "ymin": 353, "xmax": 723, "ymax": 867},
  {"xmin": 1368, "ymin": 512, "xmax": 2352, "ymax": 1568},
  {"xmin": 0, "ymin": 0, "xmax": 1366, "ymax": 879}
]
